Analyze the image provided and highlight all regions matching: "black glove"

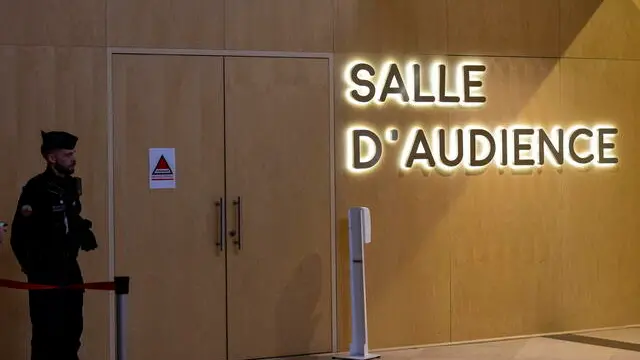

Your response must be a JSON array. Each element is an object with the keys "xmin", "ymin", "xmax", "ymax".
[
  {"xmin": 80, "ymin": 230, "xmax": 98, "ymax": 251},
  {"xmin": 78, "ymin": 219, "xmax": 98, "ymax": 252}
]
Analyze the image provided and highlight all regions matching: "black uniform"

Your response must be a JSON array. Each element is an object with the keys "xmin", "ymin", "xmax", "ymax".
[{"xmin": 10, "ymin": 131, "xmax": 98, "ymax": 360}]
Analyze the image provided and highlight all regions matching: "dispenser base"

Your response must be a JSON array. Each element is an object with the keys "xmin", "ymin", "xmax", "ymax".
[{"xmin": 332, "ymin": 354, "xmax": 381, "ymax": 360}]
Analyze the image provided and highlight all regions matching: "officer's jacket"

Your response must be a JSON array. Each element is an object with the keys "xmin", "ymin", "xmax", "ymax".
[{"xmin": 10, "ymin": 167, "xmax": 96, "ymax": 285}]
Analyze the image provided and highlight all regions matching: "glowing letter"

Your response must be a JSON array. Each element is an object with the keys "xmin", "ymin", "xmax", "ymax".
[
  {"xmin": 462, "ymin": 65, "xmax": 487, "ymax": 104},
  {"xmin": 513, "ymin": 129, "xmax": 535, "ymax": 166},
  {"xmin": 438, "ymin": 64, "xmax": 460, "ymax": 104},
  {"xmin": 499, "ymin": 128, "xmax": 508, "ymax": 166},
  {"xmin": 568, "ymin": 128, "xmax": 594, "ymax": 164},
  {"xmin": 405, "ymin": 130, "xmax": 436, "ymax": 168},
  {"xmin": 413, "ymin": 64, "xmax": 436, "ymax": 104},
  {"xmin": 597, "ymin": 128, "xmax": 618, "ymax": 164},
  {"xmin": 469, "ymin": 129, "xmax": 496, "ymax": 167},
  {"xmin": 538, "ymin": 129, "xmax": 564, "ymax": 165},
  {"xmin": 379, "ymin": 64, "xmax": 409, "ymax": 102},
  {"xmin": 349, "ymin": 63, "xmax": 376, "ymax": 103},
  {"xmin": 438, "ymin": 128, "xmax": 463, "ymax": 167},
  {"xmin": 352, "ymin": 129, "xmax": 382, "ymax": 170}
]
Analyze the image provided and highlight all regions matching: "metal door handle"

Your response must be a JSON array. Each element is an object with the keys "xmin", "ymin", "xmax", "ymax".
[
  {"xmin": 215, "ymin": 198, "xmax": 224, "ymax": 251},
  {"xmin": 229, "ymin": 196, "xmax": 242, "ymax": 250}
]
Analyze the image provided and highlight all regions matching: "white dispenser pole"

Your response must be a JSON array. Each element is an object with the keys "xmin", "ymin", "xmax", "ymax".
[{"xmin": 334, "ymin": 207, "xmax": 380, "ymax": 360}]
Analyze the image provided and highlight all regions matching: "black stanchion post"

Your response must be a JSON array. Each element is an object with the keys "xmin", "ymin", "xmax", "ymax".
[{"xmin": 114, "ymin": 276, "xmax": 130, "ymax": 360}]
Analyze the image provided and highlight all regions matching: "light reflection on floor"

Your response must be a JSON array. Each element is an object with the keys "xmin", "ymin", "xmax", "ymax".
[{"xmin": 284, "ymin": 327, "xmax": 640, "ymax": 360}]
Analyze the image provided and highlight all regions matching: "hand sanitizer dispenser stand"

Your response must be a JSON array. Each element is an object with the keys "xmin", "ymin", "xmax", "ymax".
[{"xmin": 333, "ymin": 207, "xmax": 380, "ymax": 360}]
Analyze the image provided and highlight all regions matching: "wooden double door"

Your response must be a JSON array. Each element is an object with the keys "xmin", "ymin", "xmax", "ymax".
[{"xmin": 112, "ymin": 54, "xmax": 333, "ymax": 360}]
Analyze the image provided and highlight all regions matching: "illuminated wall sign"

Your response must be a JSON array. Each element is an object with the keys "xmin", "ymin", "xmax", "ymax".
[
  {"xmin": 344, "ymin": 60, "xmax": 487, "ymax": 107},
  {"xmin": 343, "ymin": 59, "xmax": 619, "ymax": 174},
  {"xmin": 347, "ymin": 125, "xmax": 618, "ymax": 174}
]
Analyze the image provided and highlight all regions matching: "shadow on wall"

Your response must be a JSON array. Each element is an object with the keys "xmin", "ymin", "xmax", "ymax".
[
  {"xmin": 277, "ymin": 253, "xmax": 324, "ymax": 356},
  {"xmin": 559, "ymin": 0, "xmax": 605, "ymax": 55}
]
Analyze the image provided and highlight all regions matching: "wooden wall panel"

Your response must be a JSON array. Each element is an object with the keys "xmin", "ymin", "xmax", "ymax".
[
  {"xmin": 334, "ymin": 0, "xmax": 447, "ymax": 54},
  {"xmin": 107, "ymin": 0, "xmax": 224, "ymax": 49},
  {"xmin": 225, "ymin": 0, "xmax": 333, "ymax": 52},
  {"xmin": 558, "ymin": 58, "xmax": 640, "ymax": 329},
  {"xmin": 0, "ymin": 46, "xmax": 108, "ymax": 360},
  {"xmin": 335, "ymin": 54, "xmax": 453, "ymax": 350},
  {"xmin": 335, "ymin": 51, "xmax": 640, "ymax": 349},
  {"xmin": 0, "ymin": 0, "xmax": 106, "ymax": 46},
  {"xmin": 447, "ymin": 0, "xmax": 559, "ymax": 57},
  {"xmin": 449, "ymin": 57, "xmax": 563, "ymax": 341},
  {"xmin": 560, "ymin": 0, "xmax": 640, "ymax": 60}
]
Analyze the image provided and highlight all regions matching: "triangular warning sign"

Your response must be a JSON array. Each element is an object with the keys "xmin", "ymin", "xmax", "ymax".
[{"xmin": 151, "ymin": 155, "xmax": 174, "ymax": 180}]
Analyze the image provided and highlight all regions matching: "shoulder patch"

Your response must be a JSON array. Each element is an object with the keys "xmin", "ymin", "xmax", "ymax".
[{"xmin": 20, "ymin": 205, "xmax": 33, "ymax": 217}]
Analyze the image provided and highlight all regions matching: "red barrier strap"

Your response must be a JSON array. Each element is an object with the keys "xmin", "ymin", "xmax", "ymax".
[{"xmin": 0, "ymin": 279, "xmax": 116, "ymax": 291}]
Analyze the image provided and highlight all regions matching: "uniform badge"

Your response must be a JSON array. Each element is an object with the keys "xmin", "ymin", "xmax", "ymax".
[{"xmin": 21, "ymin": 205, "xmax": 33, "ymax": 217}]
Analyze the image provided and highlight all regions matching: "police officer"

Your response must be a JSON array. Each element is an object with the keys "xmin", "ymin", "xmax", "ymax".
[{"xmin": 10, "ymin": 130, "xmax": 98, "ymax": 360}]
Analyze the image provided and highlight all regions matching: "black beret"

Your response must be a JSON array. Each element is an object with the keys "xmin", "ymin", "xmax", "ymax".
[{"xmin": 40, "ymin": 130, "xmax": 78, "ymax": 154}]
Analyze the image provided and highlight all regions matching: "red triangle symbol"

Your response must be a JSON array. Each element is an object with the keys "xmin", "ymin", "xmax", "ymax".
[{"xmin": 152, "ymin": 155, "xmax": 173, "ymax": 177}]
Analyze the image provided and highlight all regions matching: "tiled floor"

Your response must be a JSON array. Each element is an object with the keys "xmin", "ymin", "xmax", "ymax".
[
  {"xmin": 581, "ymin": 328, "xmax": 640, "ymax": 345},
  {"xmin": 285, "ymin": 327, "xmax": 640, "ymax": 360}
]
